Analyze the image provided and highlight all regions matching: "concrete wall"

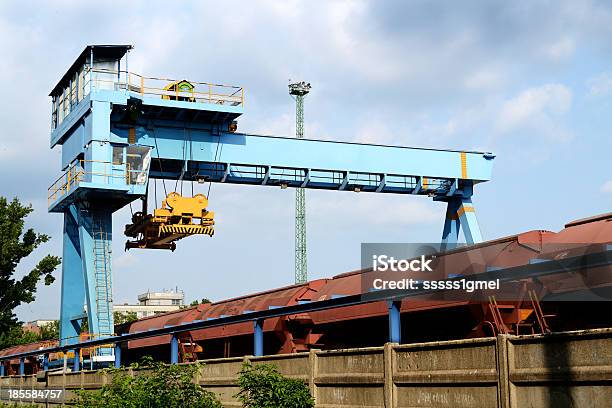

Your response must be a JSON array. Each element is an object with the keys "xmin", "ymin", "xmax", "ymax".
[{"xmin": 1, "ymin": 328, "xmax": 610, "ymax": 407}]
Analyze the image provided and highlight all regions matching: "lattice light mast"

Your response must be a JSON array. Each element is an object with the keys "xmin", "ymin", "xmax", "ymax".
[{"xmin": 289, "ymin": 81, "xmax": 311, "ymax": 284}]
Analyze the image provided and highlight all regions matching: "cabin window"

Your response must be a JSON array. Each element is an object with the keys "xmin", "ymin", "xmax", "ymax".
[
  {"xmin": 126, "ymin": 145, "xmax": 152, "ymax": 185},
  {"xmin": 77, "ymin": 68, "xmax": 85, "ymax": 101},
  {"xmin": 112, "ymin": 146, "xmax": 124, "ymax": 165},
  {"xmin": 51, "ymin": 97, "xmax": 58, "ymax": 129}
]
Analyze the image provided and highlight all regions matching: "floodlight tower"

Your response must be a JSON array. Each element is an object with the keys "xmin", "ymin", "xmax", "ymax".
[{"xmin": 289, "ymin": 81, "xmax": 311, "ymax": 284}]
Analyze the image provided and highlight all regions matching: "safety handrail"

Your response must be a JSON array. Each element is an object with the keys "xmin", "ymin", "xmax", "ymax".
[
  {"xmin": 85, "ymin": 67, "xmax": 244, "ymax": 107},
  {"xmin": 47, "ymin": 160, "xmax": 136, "ymax": 206},
  {"xmin": 52, "ymin": 68, "xmax": 244, "ymax": 131}
]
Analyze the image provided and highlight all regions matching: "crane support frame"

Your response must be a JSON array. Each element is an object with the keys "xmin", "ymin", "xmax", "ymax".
[{"xmin": 47, "ymin": 45, "xmax": 494, "ymax": 345}]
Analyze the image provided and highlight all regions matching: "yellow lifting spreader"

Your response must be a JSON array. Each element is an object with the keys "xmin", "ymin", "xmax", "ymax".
[{"xmin": 125, "ymin": 192, "xmax": 215, "ymax": 251}]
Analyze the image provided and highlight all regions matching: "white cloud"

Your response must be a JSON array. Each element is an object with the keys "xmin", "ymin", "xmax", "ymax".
[
  {"xmin": 587, "ymin": 73, "xmax": 612, "ymax": 97},
  {"xmin": 249, "ymin": 113, "xmax": 294, "ymax": 136},
  {"xmin": 262, "ymin": 0, "xmax": 304, "ymax": 19},
  {"xmin": 464, "ymin": 68, "xmax": 503, "ymax": 91},
  {"xmin": 355, "ymin": 118, "xmax": 397, "ymax": 145},
  {"xmin": 601, "ymin": 181, "xmax": 612, "ymax": 194},
  {"xmin": 545, "ymin": 36, "xmax": 576, "ymax": 60},
  {"xmin": 495, "ymin": 84, "xmax": 573, "ymax": 140},
  {"xmin": 324, "ymin": 0, "xmax": 404, "ymax": 82}
]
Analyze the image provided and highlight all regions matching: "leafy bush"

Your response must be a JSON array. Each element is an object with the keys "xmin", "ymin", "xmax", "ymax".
[
  {"xmin": 235, "ymin": 363, "xmax": 314, "ymax": 408},
  {"xmin": 74, "ymin": 357, "xmax": 221, "ymax": 408}
]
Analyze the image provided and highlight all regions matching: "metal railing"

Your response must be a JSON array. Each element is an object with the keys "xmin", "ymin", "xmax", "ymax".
[
  {"xmin": 51, "ymin": 68, "xmax": 243, "ymax": 131},
  {"xmin": 47, "ymin": 163, "xmax": 84, "ymax": 206},
  {"xmin": 84, "ymin": 68, "xmax": 244, "ymax": 107},
  {"xmin": 47, "ymin": 160, "xmax": 134, "ymax": 206},
  {"xmin": 50, "ymin": 334, "xmax": 115, "ymax": 363}
]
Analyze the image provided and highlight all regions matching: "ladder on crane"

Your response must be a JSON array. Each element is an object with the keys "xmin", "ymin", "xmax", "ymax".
[{"xmin": 92, "ymin": 224, "xmax": 113, "ymax": 337}]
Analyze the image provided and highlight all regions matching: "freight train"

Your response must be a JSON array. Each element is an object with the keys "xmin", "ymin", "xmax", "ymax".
[{"xmin": 2, "ymin": 212, "xmax": 610, "ymax": 373}]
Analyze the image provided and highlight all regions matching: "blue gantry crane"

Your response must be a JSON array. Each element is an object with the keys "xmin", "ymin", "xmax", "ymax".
[{"xmin": 47, "ymin": 45, "xmax": 494, "ymax": 349}]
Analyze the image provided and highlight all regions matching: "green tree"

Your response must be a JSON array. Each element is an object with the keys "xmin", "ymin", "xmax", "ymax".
[
  {"xmin": 113, "ymin": 311, "xmax": 138, "ymax": 325},
  {"xmin": 235, "ymin": 363, "xmax": 315, "ymax": 408},
  {"xmin": 0, "ymin": 197, "xmax": 61, "ymax": 348},
  {"xmin": 0, "ymin": 326, "xmax": 39, "ymax": 349},
  {"xmin": 189, "ymin": 298, "xmax": 212, "ymax": 307},
  {"xmin": 74, "ymin": 357, "xmax": 222, "ymax": 408},
  {"xmin": 39, "ymin": 320, "xmax": 60, "ymax": 340}
]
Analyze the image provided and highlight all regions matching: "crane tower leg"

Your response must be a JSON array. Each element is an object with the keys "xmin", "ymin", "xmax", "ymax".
[
  {"xmin": 441, "ymin": 198, "xmax": 461, "ymax": 251},
  {"xmin": 59, "ymin": 205, "xmax": 86, "ymax": 345},
  {"xmin": 456, "ymin": 197, "xmax": 483, "ymax": 244},
  {"xmin": 440, "ymin": 196, "xmax": 483, "ymax": 251},
  {"xmin": 59, "ymin": 204, "xmax": 114, "ymax": 346}
]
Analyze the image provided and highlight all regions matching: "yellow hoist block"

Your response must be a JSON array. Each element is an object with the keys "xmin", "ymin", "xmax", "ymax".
[{"xmin": 125, "ymin": 192, "xmax": 215, "ymax": 251}]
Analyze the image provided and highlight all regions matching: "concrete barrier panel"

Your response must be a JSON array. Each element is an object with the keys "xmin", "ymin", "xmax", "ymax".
[
  {"xmin": 393, "ymin": 338, "xmax": 499, "ymax": 408},
  {"xmin": 82, "ymin": 369, "xmax": 106, "ymax": 389},
  {"xmin": 315, "ymin": 347, "xmax": 385, "ymax": 408},
  {"xmin": 2, "ymin": 328, "xmax": 611, "ymax": 407},
  {"xmin": 506, "ymin": 328, "xmax": 612, "ymax": 408},
  {"xmin": 199, "ymin": 357, "xmax": 244, "ymax": 406},
  {"xmin": 250, "ymin": 353, "xmax": 310, "ymax": 381}
]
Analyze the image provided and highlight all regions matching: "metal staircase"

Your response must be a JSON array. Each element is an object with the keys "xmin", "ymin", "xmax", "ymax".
[{"xmin": 92, "ymin": 223, "xmax": 113, "ymax": 337}]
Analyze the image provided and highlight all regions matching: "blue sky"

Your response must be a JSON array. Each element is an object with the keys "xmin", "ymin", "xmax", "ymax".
[{"xmin": 0, "ymin": 0, "xmax": 610, "ymax": 321}]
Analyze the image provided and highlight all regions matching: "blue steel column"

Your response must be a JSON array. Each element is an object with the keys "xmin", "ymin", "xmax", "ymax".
[
  {"xmin": 60, "ymin": 204, "xmax": 115, "ymax": 347},
  {"xmin": 0, "ymin": 363, "xmax": 5, "ymax": 377},
  {"xmin": 59, "ymin": 205, "xmax": 86, "ymax": 345},
  {"xmin": 456, "ymin": 197, "xmax": 483, "ymax": 244},
  {"xmin": 387, "ymin": 301, "xmax": 402, "ymax": 343},
  {"xmin": 73, "ymin": 349, "xmax": 80, "ymax": 372},
  {"xmin": 170, "ymin": 335, "xmax": 179, "ymax": 364},
  {"xmin": 43, "ymin": 354, "xmax": 49, "ymax": 371},
  {"xmin": 114, "ymin": 344, "xmax": 122, "ymax": 368},
  {"xmin": 19, "ymin": 358, "xmax": 24, "ymax": 376},
  {"xmin": 253, "ymin": 319, "xmax": 264, "ymax": 356},
  {"xmin": 440, "ymin": 198, "xmax": 461, "ymax": 251}
]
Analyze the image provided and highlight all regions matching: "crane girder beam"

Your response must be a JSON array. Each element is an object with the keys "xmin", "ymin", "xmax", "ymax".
[{"xmin": 137, "ymin": 130, "xmax": 494, "ymax": 186}]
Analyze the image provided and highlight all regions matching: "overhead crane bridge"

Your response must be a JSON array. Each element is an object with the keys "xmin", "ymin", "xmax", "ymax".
[{"xmin": 47, "ymin": 45, "xmax": 494, "ymax": 350}]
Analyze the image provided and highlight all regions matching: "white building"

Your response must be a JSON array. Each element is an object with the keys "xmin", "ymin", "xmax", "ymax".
[{"xmin": 114, "ymin": 289, "xmax": 185, "ymax": 319}]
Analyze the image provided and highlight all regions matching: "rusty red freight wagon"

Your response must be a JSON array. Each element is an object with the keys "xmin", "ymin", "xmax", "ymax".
[{"xmin": 115, "ymin": 213, "xmax": 611, "ymax": 362}]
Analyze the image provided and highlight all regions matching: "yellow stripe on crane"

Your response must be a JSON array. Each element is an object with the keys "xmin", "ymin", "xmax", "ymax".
[
  {"xmin": 460, "ymin": 152, "xmax": 467, "ymax": 179},
  {"xmin": 456, "ymin": 205, "xmax": 475, "ymax": 218}
]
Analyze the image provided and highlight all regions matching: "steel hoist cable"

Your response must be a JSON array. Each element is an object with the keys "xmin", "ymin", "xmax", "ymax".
[
  {"xmin": 207, "ymin": 133, "xmax": 222, "ymax": 198},
  {"xmin": 175, "ymin": 128, "xmax": 188, "ymax": 194},
  {"xmin": 152, "ymin": 128, "xmax": 168, "ymax": 198}
]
